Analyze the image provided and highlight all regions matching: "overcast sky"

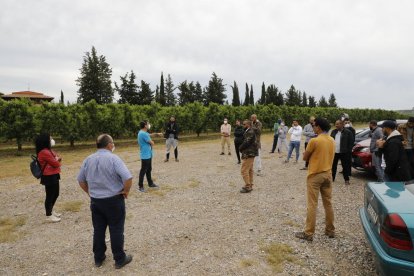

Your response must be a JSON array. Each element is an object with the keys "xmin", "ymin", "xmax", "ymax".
[{"xmin": 1, "ymin": 0, "xmax": 413, "ymax": 110}]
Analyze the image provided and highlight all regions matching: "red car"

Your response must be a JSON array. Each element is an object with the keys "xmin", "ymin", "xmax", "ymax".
[{"xmin": 352, "ymin": 138, "xmax": 374, "ymax": 172}]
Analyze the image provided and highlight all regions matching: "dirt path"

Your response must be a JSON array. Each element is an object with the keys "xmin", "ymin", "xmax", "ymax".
[{"xmin": 0, "ymin": 134, "xmax": 376, "ymax": 275}]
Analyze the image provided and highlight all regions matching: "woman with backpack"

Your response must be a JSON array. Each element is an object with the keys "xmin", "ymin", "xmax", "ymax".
[{"xmin": 35, "ymin": 133, "xmax": 62, "ymax": 222}]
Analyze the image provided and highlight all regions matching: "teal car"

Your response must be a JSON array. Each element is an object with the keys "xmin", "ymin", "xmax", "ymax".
[{"xmin": 359, "ymin": 182, "xmax": 414, "ymax": 275}]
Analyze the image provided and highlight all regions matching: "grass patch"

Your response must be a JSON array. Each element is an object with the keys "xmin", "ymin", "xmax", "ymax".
[
  {"xmin": 59, "ymin": 200, "xmax": 83, "ymax": 212},
  {"xmin": 240, "ymin": 259, "xmax": 257, "ymax": 268},
  {"xmin": 261, "ymin": 243, "xmax": 297, "ymax": 272},
  {"xmin": 228, "ymin": 181, "xmax": 236, "ymax": 187},
  {"xmin": 147, "ymin": 185, "xmax": 176, "ymax": 196},
  {"xmin": 0, "ymin": 216, "xmax": 27, "ymax": 243},
  {"xmin": 186, "ymin": 179, "xmax": 200, "ymax": 189}
]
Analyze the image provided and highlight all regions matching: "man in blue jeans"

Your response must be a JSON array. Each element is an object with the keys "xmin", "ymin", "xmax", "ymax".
[
  {"xmin": 78, "ymin": 134, "xmax": 133, "ymax": 269},
  {"xmin": 137, "ymin": 121, "xmax": 159, "ymax": 192},
  {"xmin": 285, "ymin": 119, "xmax": 303, "ymax": 163}
]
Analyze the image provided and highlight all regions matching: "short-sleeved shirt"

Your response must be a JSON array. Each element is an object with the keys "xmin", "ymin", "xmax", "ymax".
[
  {"xmin": 138, "ymin": 130, "xmax": 152, "ymax": 159},
  {"xmin": 306, "ymin": 133, "xmax": 335, "ymax": 176},
  {"xmin": 77, "ymin": 149, "xmax": 132, "ymax": 199}
]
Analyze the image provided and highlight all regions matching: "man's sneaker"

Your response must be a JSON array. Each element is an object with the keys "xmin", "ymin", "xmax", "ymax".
[
  {"xmin": 95, "ymin": 255, "xmax": 106, "ymax": 268},
  {"xmin": 300, "ymin": 167, "xmax": 307, "ymax": 170},
  {"xmin": 345, "ymin": 180, "xmax": 350, "ymax": 185},
  {"xmin": 46, "ymin": 215, "xmax": 61, "ymax": 223},
  {"xmin": 256, "ymin": 170, "xmax": 263, "ymax": 176},
  {"xmin": 325, "ymin": 232, "xmax": 335, "ymax": 238},
  {"xmin": 220, "ymin": 152, "xmax": 225, "ymax": 155},
  {"xmin": 284, "ymin": 160, "xmax": 289, "ymax": 163},
  {"xmin": 138, "ymin": 187, "xmax": 146, "ymax": 193},
  {"xmin": 52, "ymin": 211, "xmax": 61, "ymax": 217},
  {"xmin": 115, "ymin": 254, "xmax": 133, "ymax": 269},
  {"xmin": 294, "ymin": 160, "xmax": 298, "ymax": 163},
  {"xmin": 294, "ymin": 231, "xmax": 313, "ymax": 241},
  {"xmin": 148, "ymin": 183, "xmax": 159, "ymax": 188},
  {"xmin": 164, "ymin": 159, "xmax": 169, "ymax": 162},
  {"xmin": 240, "ymin": 187, "xmax": 252, "ymax": 193},
  {"xmin": 175, "ymin": 158, "xmax": 179, "ymax": 162},
  {"xmin": 228, "ymin": 152, "xmax": 231, "ymax": 155},
  {"xmin": 237, "ymin": 161, "xmax": 241, "ymax": 164}
]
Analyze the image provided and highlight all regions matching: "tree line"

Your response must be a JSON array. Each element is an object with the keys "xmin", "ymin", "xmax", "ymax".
[
  {"xmin": 75, "ymin": 46, "xmax": 338, "ymax": 108},
  {"xmin": 0, "ymin": 99, "xmax": 403, "ymax": 151}
]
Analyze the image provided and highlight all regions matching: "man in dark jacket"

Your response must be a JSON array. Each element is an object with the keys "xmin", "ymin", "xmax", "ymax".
[
  {"xmin": 377, "ymin": 120, "xmax": 412, "ymax": 181},
  {"xmin": 330, "ymin": 120, "xmax": 354, "ymax": 185},
  {"xmin": 239, "ymin": 119, "xmax": 258, "ymax": 193},
  {"xmin": 164, "ymin": 116, "xmax": 179, "ymax": 162},
  {"xmin": 233, "ymin": 119, "xmax": 244, "ymax": 164}
]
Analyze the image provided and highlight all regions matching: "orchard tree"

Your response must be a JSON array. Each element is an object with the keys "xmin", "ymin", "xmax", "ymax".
[
  {"xmin": 204, "ymin": 72, "xmax": 226, "ymax": 105},
  {"xmin": 115, "ymin": 70, "xmax": 139, "ymax": 104},
  {"xmin": 328, "ymin": 93, "xmax": 338, "ymax": 107},
  {"xmin": 76, "ymin": 46, "xmax": 113, "ymax": 104},
  {"xmin": 164, "ymin": 74, "xmax": 176, "ymax": 106},
  {"xmin": 231, "ymin": 81, "xmax": 240, "ymax": 106}
]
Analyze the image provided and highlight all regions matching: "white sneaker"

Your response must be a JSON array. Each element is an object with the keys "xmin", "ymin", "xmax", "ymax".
[
  {"xmin": 52, "ymin": 211, "xmax": 61, "ymax": 217},
  {"xmin": 46, "ymin": 215, "xmax": 61, "ymax": 223}
]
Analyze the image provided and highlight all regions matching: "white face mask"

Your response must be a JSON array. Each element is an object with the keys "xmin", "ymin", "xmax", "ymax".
[
  {"xmin": 50, "ymin": 139, "xmax": 56, "ymax": 147},
  {"xmin": 224, "ymin": 120, "xmax": 228, "ymax": 124},
  {"xmin": 147, "ymin": 123, "xmax": 151, "ymax": 130},
  {"xmin": 111, "ymin": 145, "xmax": 115, "ymax": 152},
  {"xmin": 345, "ymin": 123, "xmax": 350, "ymax": 127}
]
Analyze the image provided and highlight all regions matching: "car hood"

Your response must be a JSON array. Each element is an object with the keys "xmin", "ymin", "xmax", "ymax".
[
  {"xmin": 370, "ymin": 182, "xmax": 414, "ymax": 214},
  {"xmin": 355, "ymin": 138, "xmax": 371, "ymax": 148}
]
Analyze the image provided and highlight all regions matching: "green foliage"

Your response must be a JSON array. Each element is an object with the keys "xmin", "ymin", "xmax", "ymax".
[
  {"xmin": 159, "ymin": 72, "xmax": 166, "ymax": 106},
  {"xmin": 243, "ymin": 83, "xmax": 249, "ymax": 106},
  {"xmin": 76, "ymin": 46, "xmax": 113, "ymax": 104},
  {"xmin": 328, "ymin": 93, "xmax": 337, "ymax": 107},
  {"xmin": 249, "ymin": 84, "xmax": 254, "ymax": 105},
  {"xmin": 115, "ymin": 71, "xmax": 139, "ymax": 104},
  {"xmin": 139, "ymin": 80, "xmax": 153, "ymax": 105},
  {"xmin": 318, "ymin": 95, "xmax": 329, "ymax": 107},
  {"xmin": 204, "ymin": 72, "xmax": 226, "ymax": 105},
  {"xmin": 285, "ymin": 85, "xmax": 301, "ymax": 106},
  {"xmin": 164, "ymin": 74, "xmax": 176, "ymax": 106},
  {"xmin": 231, "ymin": 81, "xmax": 240, "ymax": 106}
]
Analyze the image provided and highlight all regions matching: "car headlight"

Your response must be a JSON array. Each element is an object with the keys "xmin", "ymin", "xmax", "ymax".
[{"xmin": 359, "ymin": 147, "xmax": 370, "ymax": 153}]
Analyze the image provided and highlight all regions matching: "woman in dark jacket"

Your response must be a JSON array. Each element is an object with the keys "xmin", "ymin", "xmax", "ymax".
[
  {"xmin": 35, "ymin": 133, "xmax": 62, "ymax": 222},
  {"xmin": 234, "ymin": 119, "xmax": 244, "ymax": 164}
]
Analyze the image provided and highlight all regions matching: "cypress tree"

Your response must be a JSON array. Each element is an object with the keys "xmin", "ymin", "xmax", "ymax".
[
  {"xmin": 159, "ymin": 72, "xmax": 166, "ymax": 106},
  {"xmin": 260, "ymin": 82, "xmax": 266, "ymax": 104},
  {"xmin": 231, "ymin": 81, "xmax": 240, "ymax": 106},
  {"xmin": 249, "ymin": 84, "xmax": 254, "ymax": 105},
  {"xmin": 244, "ymin": 83, "xmax": 249, "ymax": 106},
  {"xmin": 165, "ymin": 74, "xmax": 176, "ymax": 106},
  {"xmin": 60, "ymin": 90, "xmax": 64, "ymax": 104},
  {"xmin": 328, "ymin": 93, "xmax": 338, "ymax": 107}
]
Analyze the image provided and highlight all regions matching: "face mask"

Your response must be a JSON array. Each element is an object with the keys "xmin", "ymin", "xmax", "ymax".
[
  {"xmin": 345, "ymin": 123, "xmax": 350, "ymax": 127},
  {"xmin": 224, "ymin": 120, "xmax": 228, "ymax": 124},
  {"xmin": 281, "ymin": 123, "xmax": 285, "ymax": 126},
  {"xmin": 50, "ymin": 139, "xmax": 55, "ymax": 147},
  {"xmin": 147, "ymin": 123, "xmax": 151, "ymax": 130},
  {"xmin": 111, "ymin": 145, "xmax": 115, "ymax": 152}
]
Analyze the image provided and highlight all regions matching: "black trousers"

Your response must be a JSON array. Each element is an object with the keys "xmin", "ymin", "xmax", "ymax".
[
  {"xmin": 139, "ymin": 158, "xmax": 154, "ymax": 187},
  {"xmin": 166, "ymin": 147, "xmax": 178, "ymax": 160},
  {"xmin": 43, "ymin": 174, "xmax": 60, "ymax": 216},
  {"xmin": 234, "ymin": 141, "xmax": 242, "ymax": 162},
  {"xmin": 332, "ymin": 152, "xmax": 352, "ymax": 181},
  {"xmin": 406, "ymin": 149, "xmax": 414, "ymax": 177},
  {"xmin": 304, "ymin": 142, "xmax": 309, "ymax": 168},
  {"xmin": 271, "ymin": 134, "xmax": 279, "ymax": 153},
  {"xmin": 91, "ymin": 195, "xmax": 126, "ymax": 265}
]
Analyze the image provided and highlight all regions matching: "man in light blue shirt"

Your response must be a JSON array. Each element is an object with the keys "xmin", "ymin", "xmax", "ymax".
[
  {"xmin": 137, "ymin": 121, "xmax": 159, "ymax": 192},
  {"xmin": 77, "ymin": 134, "xmax": 133, "ymax": 269}
]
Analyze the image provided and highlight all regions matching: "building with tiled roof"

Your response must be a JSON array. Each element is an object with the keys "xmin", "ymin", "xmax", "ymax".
[{"xmin": 1, "ymin": 91, "xmax": 54, "ymax": 103}]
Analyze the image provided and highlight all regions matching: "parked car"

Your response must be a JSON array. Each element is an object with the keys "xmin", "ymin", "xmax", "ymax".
[
  {"xmin": 352, "ymin": 120, "xmax": 408, "ymax": 173},
  {"xmin": 359, "ymin": 181, "xmax": 414, "ymax": 275},
  {"xmin": 355, "ymin": 128, "xmax": 371, "ymax": 145}
]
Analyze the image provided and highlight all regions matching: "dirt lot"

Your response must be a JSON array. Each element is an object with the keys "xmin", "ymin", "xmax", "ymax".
[{"xmin": 0, "ymin": 134, "xmax": 376, "ymax": 275}]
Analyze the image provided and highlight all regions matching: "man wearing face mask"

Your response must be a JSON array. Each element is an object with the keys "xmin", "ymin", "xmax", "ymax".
[
  {"xmin": 220, "ymin": 118, "xmax": 232, "ymax": 155},
  {"xmin": 137, "ymin": 121, "xmax": 159, "ymax": 192},
  {"xmin": 377, "ymin": 120, "xmax": 412, "ymax": 181},
  {"xmin": 77, "ymin": 134, "xmax": 133, "ymax": 269}
]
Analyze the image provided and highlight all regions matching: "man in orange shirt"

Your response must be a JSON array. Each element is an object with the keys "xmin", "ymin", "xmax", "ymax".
[{"xmin": 295, "ymin": 118, "xmax": 335, "ymax": 241}]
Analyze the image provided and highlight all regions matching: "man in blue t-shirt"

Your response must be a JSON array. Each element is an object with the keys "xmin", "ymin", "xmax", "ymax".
[{"xmin": 137, "ymin": 121, "xmax": 159, "ymax": 192}]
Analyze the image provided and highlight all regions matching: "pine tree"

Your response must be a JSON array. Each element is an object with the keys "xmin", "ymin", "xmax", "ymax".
[
  {"xmin": 59, "ymin": 90, "xmax": 64, "ymax": 104},
  {"xmin": 231, "ymin": 81, "xmax": 240, "ymax": 106},
  {"xmin": 259, "ymin": 82, "xmax": 266, "ymax": 104},
  {"xmin": 164, "ymin": 74, "xmax": 176, "ymax": 106},
  {"xmin": 76, "ymin": 46, "xmax": 113, "ymax": 104},
  {"xmin": 249, "ymin": 84, "xmax": 254, "ymax": 105},
  {"xmin": 308, "ymin": 95, "xmax": 317, "ymax": 107},
  {"xmin": 328, "ymin": 93, "xmax": 338, "ymax": 107},
  {"xmin": 159, "ymin": 72, "xmax": 166, "ymax": 106},
  {"xmin": 266, "ymin": 85, "xmax": 278, "ymax": 105},
  {"xmin": 302, "ymin": 92, "xmax": 308, "ymax": 107},
  {"xmin": 194, "ymin": 81, "xmax": 204, "ymax": 103},
  {"xmin": 318, "ymin": 95, "xmax": 329, "ymax": 107},
  {"xmin": 204, "ymin": 72, "xmax": 226, "ymax": 105},
  {"xmin": 115, "ymin": 71, "xmax": 139, "ymax": 104},
  {"xmin": 177, "ymin": 81, "xmax": 192, "ymax": 105},
  {"xmin": 244, "ymin": 83, "xmax": 250, "ymax": 106},
  {"xmin": 285, "ymin": 85, "xmax": 301, "ymax": 106},
  {"xmin": 139, "ymin": 80, "xmax": 153, "ymax": 105}
]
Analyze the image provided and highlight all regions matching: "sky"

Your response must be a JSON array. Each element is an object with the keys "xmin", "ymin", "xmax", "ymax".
[{"xmin": 1, "ymin": 0, "xmax": 413, "ymax": 110}]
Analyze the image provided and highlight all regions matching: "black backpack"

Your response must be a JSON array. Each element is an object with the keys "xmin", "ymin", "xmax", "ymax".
[{"xmin": 30, "ymin": 155, "xmax": 45, "ymax": 179}]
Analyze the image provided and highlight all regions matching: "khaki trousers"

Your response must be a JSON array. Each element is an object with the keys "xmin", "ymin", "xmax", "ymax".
[
  {"xmin": 304, "ymin": 171, "xmax": 335, "ymax": 236},
  {"xmin": 241, "ymin": 157, "xmax": 254, "ymax": 190},
  {"xmin": 221, "ymin": 136, "xmax": 231, "ymax": 153}
]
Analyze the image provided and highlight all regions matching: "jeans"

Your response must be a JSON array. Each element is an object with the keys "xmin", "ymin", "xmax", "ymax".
[
  {"xmin": 287, "ymin": 141, "xmax": 300, "ymax": 161},
  {"xmin": 139, "ymin": 158, "xmax": 154, "ymax": 188},
  {"xmin": 91, "ymin": 195, "xmax": 126, "ymax": 265},
  {"xmin": 332, "ymin": 152, "xmax": 352, "ymax": 181},
  {"xmin": 271, "ymin": 134, "xmax": 279, "ymax": 153},
  {"xmin": 371, "ymin": 152, "xmax": 384, "ymax": 181}
]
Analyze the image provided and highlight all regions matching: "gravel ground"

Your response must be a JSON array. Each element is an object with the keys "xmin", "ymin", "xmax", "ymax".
[{"xmin": 0, "ymin": 134, "xmax": 376, "ymax": 275}]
